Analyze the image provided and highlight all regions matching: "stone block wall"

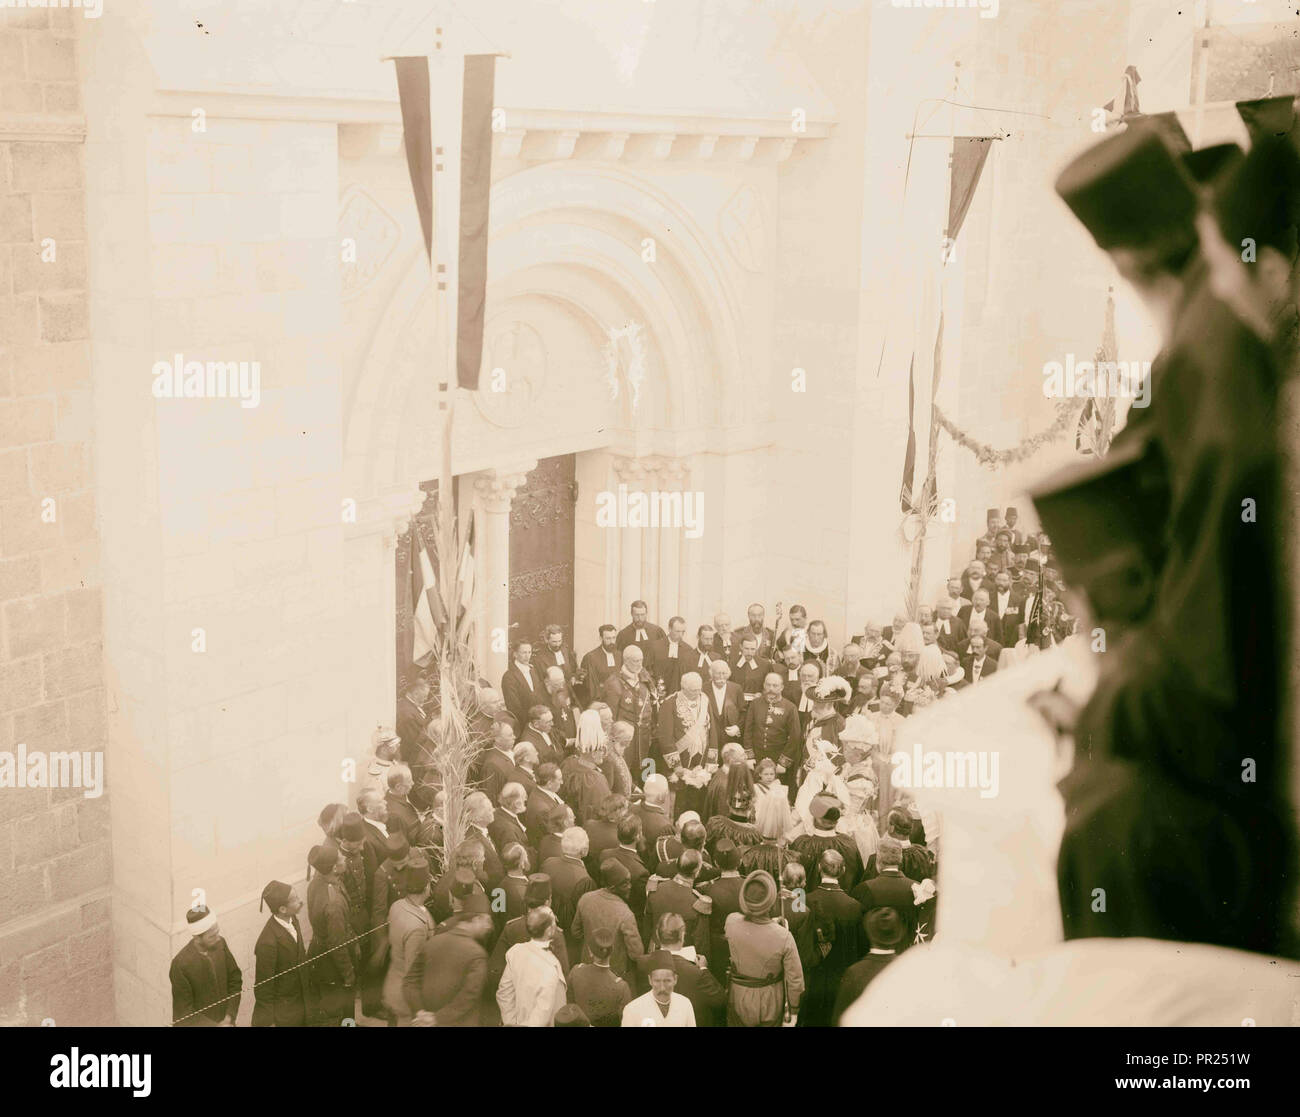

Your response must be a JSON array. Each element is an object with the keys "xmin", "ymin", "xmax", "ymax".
[{"xmin": 0, "ymin": 5, "xmax": 114, "ymax": 1028}]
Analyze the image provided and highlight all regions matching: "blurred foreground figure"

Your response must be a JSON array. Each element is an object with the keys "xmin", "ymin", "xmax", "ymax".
[{"xmin": 1037, "ymin": 127, "xmax": 1296, "ymax": 954}]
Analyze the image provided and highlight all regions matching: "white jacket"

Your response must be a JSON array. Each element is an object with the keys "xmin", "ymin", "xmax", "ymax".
[{"xmin": 496, "ymin": 939, "xmax": 567, "ymax": 1027}]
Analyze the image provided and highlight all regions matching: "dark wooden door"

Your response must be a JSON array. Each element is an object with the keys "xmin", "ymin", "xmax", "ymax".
[{"xmin": 509, "ymin": 455, "xmax": 577, "ymax": 650}]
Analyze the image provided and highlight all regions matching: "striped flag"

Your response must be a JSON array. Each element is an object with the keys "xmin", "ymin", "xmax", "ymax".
[
  {"xmin": 391, "ymin": 50, "xmax": 499, "ymax": 391},
  {"xmin": 411, "ymin": 530, "xmax": 444, "ymax": 667},
  {"xmin": 455, "ymin": 518, "xmax": 476, "ymax": 643}
]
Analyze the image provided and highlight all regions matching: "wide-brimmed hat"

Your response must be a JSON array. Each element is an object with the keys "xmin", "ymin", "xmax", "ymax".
[{"xmin": 739, "ymin": 870, "xmax": 778, "ymax": 916}]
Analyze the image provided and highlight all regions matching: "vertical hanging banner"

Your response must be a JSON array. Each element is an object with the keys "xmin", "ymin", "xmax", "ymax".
[
  {"xmin": 457, "ymin": 54, "xmax": 497, "ymax": 392},
  {"xmin": 391, "ymin": 52, "xmax": 499, "ymax": 390},
  {"xmin": 393, "ymin": 57, "xmax": 435, "ymax": 262},
  {"xmin": 898, "ymin": 136, "xmax": 994, "ymax": 516}
]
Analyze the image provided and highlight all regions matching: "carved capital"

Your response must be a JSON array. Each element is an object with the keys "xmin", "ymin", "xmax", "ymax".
[
  {"xmin": 612, "ymin": 455, "xmax": 653, "ymax": 486},
  {"xmin": 474, "ymin": 463, "xmax": 536, "ymax": 513}
]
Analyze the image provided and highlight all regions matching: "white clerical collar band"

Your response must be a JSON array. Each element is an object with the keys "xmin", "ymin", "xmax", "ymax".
[{"xmin": 188, "ymin": 911, "xmax": 217, "ymax": 936}]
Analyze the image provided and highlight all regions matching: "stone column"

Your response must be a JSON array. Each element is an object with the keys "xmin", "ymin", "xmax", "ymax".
[
  {"xmin": 472, "ymin": 464, "xmax": 533, "ymax": 684},
  {"xmin": 612, "ymin": 456, "xmax": 649, "ymax": 618},
  {"xmin": 640, "ymin": 463, "xmax": 661, "ymax": 622},
  {"xmin": 676, "ymin": 455, "xmax": 703, "ymax": 630},
  {"xmin": 345, "ymin": 487, "xmax": 427, "ymax": 754},
  {"xmin": 656, "ymin": 457, "xmax": 689, "ymax": 621}
]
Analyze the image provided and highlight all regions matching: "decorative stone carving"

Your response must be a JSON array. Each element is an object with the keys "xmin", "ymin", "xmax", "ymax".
[
  {"xmin": 509, "ymin": 560, "xmax": 574, "ymax": 601},
  {"xmin": 510, "ymin": 456, "xmax": 577, "ymax": 531},
  {"xmin": 473, "ymin": 465, "xmax": 535, "ymax": 513},
  {"xmin": 339, "ymin": 185, "xmax": 401, "ymax": 300},
  {"xmin": 719, "ymin": 184, "xmax": 766, "ymax": 273},
  {"xmin": 474, "ymin": 319, "xmax": 547, "ymax": 429}
]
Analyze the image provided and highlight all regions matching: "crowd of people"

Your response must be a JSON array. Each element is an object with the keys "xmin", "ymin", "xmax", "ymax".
[
  {"xmin": 167, "ymin": 510, "xmax": 1079, "ymax": 1028},
  {"xmin": 167, "ymin": 110, "xmax": 1300, "ymax": 1030}
]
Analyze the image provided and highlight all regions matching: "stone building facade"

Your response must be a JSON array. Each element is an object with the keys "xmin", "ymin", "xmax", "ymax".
[{"xmin": 1, "ymin": 0, "xmax": 1289, "ymax": 1025}]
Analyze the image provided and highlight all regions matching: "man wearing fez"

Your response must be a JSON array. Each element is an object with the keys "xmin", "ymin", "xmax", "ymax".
[
  {"xmin": 170, "ymin": 905, "xmax": 242, "ymax": 1026},
  {"xmin": 252, "ymin": 881, "xmax": 312, "ymax": 1027},
  {"xmin": 366, "ymin": 832, "xmax": 412, "ymax": 1017},
  {"xmin": 1049, "ymin": 126, "xmax": 1295, "ymax": 954},
  {"xmin": 566, "ymin": 926, "xmax": 632, "ymax": 1027},
  {"xmin": 306, "ymin": 842, "xmax": 358, "ymax": 1026},
  {"xmin": 415, "ymin": 891, "xmax": 493, "ymax": 1027},
  {"xmin": 572, "ymin": 859, "xmax": 646, "ymax": 980},
  {"xmin": 621, "ymin": 949, "xmax": 696, "ymax": 1027}
]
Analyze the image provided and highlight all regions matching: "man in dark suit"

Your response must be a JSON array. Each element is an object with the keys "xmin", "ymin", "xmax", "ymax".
[
  {"xmin": 583, "ymin": 792, "xmax": 627, "ymax": 879},
  {"xmin": 933, "ymin": 598, "xmax": 968, "ymax": 654},
  {"xmin": 170, "ymin": 906, "xmax": 242, "ymax": 1026},
  {"xmin": 525, "ymin": 762, "xmax": 568, "ymax": 847},
  {"xmin": 541, "ymin": 675, "xmax": 579, "ymax": 755},
  {"xmin": 636, "ymin": 912, "xmax": 727, "ymax": 1026},
  {"xmin": 415, "ymin": 893, "xmax": 493, "ymax": 1026},
  {"xmin": 615, "ymin": 600, "xmax": 665, "ymax": 664},
  {"xmin": 500, "ymin": 641, "xmax": 545, "ymax": 730},
  {"xmin": 704, "ymin": 659, "xmax": 744, "ymax": 759},
  {"xmin": 464, "ymin": 791, "xmax": 505, "ymax": 887},
  {"xmin": 850, "ymin": 839, "xmax": 918, "ymax": 945},
  {"xmin": 477, "ymin": 719, "xmax": 527, "ymax": 807},
  {"xmin": 579, "ymin": 625, "xmax": 621, "ymax": 704},
  {"xmin": 689, "ymin": 624, "xmax": 716, "ymax": 674},
  {"xmin": 799, "ymin": 850, "xmax": 864, "ymax": 1028},
  {"xmin": 396, "ymin": 675, "xmax": 432, "ymax": 769},
  {"xmin": 534, "ymin": 624, "xmax": 578, "ymax": 691},
  {"xmin": 739, "ymin": 603, "xmax": 778, "ymax": 661},
  {"xmin": 962, "ymin": 633, "xmax": 998, "ymax": 685},
  {"xmin": 731, "ymin": 634, "xmax": 772, "ymax": 706},
  {"xmin": 603, "ymin": 814, "xmax": 651, "ymax": 915},
  {"xmin": 990, "ymin": 569, "xmax": 1023, "ymax": 636},
  {"xmin": 356, "ymin": 787, "xmax": 391, "ymax": 866},
  {"xmin": 959, "ymin": 588, "xmax": 1002, "ymax": 647},
  {"xmin": 631, "ymin": 773, "xmax": 675, "ymax": 858},
  {"xmin": 697, "ymin": 839, "xmax": 745, "ymax": 981},
  {"xmin": 649, "ymin": 615, "xmax": 694, "ymax": 697},
  {"xmin": 252, "ymin": 882, "xmax": 312, "ymax": 1027},
  {"xmin": 541, "ymin": 827, "xmax": 597, "ymax": 955},
  {"xmin": 384, "ymin": 764, "xmax": 420, "ymax": 843},
  {"xmin": 741, "ymin": 671, "xmax": 803, "ymax": 778},
  {"xmin": 711, "ymin": 612, "xmax": 737, "ymax": 663},
  {"xmin": 489, "ymin": 783, "xmax": 533, "ymax": 867},
  {"xmin": 784, "ymin": 660, "xmax": 821, "ymax": 733},
  {"xmin": 831, "ymin": 907, "xmax": 905, "ymax": 1025},
  {"xmin": 520, "ymin": 703, "xmax": 562, "ymax": 769}
]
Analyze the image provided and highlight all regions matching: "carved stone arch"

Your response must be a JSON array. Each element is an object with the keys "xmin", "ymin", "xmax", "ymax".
[{"xmin": 346, "ymin": 163, "xmax": 746, "ymax": 500}]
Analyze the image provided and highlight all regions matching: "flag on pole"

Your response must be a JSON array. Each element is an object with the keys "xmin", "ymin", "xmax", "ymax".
[
  {"xmin": 391, "ymin": 51, "xmax": 498, "ymax": 390},
  {"xmin": 455, "ymin": 517, "xmax": 476, "ymax": 644},
  {"xmin": 411, "ymin": 529, "xmax": 444, "ymax": 667}
]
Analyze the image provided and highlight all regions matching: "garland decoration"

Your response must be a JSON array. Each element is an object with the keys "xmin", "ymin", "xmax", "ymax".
[{"xmin": 933, "ymin": 397, "xmax": 1084, "ymax": 470}]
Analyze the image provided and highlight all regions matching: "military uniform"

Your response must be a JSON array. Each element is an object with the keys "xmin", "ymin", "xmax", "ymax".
[
  {"xmin": 642, "ymin": 874, "xmax": 712, "ymax": 955},
  {"xmin": 307, "ymin": 873, "xmax": 358, "ymax": 1026}
]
